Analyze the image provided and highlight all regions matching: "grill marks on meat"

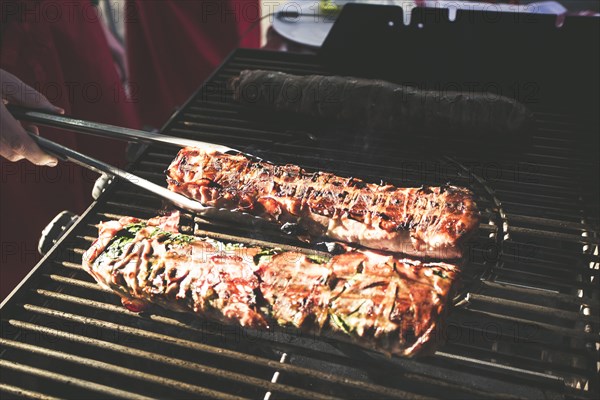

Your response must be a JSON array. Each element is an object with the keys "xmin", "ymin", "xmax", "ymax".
[
  {"xmin": 84, "ymin": 214, "xmax": 460, "ymax": 357},
  {"xmin": 83, "ymin": 214, "xmax": 266, "ymax": 328},
  {"xmin": 258, "ymin": 253, "xmax": 332, "ymax": 329},
  {"xmin": 257, "ymin": 251, "xmax": 458, "ymax": 356},
  {"xmin": 166, "ymin": 148, "xmax": 480, "ymax": 259}
]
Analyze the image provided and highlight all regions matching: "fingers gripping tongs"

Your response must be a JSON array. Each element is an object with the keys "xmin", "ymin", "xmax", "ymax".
[{"xmin": 7, "ymin": 105, "xmax": 253, "ymax": 216}]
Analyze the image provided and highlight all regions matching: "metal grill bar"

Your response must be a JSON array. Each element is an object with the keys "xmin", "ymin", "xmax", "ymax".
[
  {"xmin": 480, "ymin": 280, "xmax": 599, "ymax": 305},
  {"xmin": 53, "ymin": 261, "xmax": 87, "ymax": 272},
  {"xmin": 434, "ymin": 352, "xmax": 564, "ymax": 383},
  {"xmin": 44, "ymin": 274, "xmax": 110, "ymax": 292},
  {"xmin": 0, "ymin": 384, "xmax": 63, "ymax": 400},
  {"xmin": 454, "ymin": 308, "xmax": 595, "ymax": 342},
  {"xmin": 467, "ymin": 293, "xmax": 599, "ymax": 324},
  {"xmin": 0, "ymin": 360, "xmax": 153, "ymax": 400}
]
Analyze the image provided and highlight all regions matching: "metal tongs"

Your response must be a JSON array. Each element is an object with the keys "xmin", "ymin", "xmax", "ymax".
[{"xmin": 7, "ymin": 104, "xmax": 256, "ymax": 216}]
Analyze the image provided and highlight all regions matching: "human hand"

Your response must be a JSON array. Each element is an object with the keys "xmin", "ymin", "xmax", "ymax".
[{"xmin": 1, "ymin": 69, "xmax": 64, "ymax": 166}]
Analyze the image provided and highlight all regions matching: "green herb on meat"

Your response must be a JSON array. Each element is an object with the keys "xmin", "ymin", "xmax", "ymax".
[
  {"xmin": 347, "ymin": 301, "xmax": 366, "ymax": 316},
  {"xmin": 163, "ymin": 232, "xmax": 194, "ymax": 248},
  {"xmin": 330, "ymin": 314, "xmax": 352, "ymax": 334},
  {"xmin": 202, "ymin": 238, "xmax": 246, "ymax": 252},
  {"xmin": 97, "ymin": 222, "xmax": 197, "ymax": 264},
  {"xmin": 125, "ymin": 223, "xmax": 145, "ymax": 235},
  {"xmin": 223, "ymin": 242, "xmax": 246, "ymax": 251},
  {"xmin": 253, "ymin": 248, "xmax": 279, "ymax": 265},
  {"xmin": 103, "ymin": 223, "xmax": 146, "ymax": 260},
  {"xmin": 149, "ymin": 227, "xmax": 194, "ymax": 249},
  {"xmin": 306, "ymin": 254, "xmax": 332, "ymax": 265}
]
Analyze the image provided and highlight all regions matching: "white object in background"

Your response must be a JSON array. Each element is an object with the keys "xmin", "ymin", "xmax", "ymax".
[
  {"xmin": 272, "ymin": 1, "xmax": 336, "ymax": 48},
  {"xmin": 272, "ymin": 1, "xmax": 418, "ymax": 48},
  {"xmin": 271, "ymin": 1, "xmax": 570, "ymax": 48}
]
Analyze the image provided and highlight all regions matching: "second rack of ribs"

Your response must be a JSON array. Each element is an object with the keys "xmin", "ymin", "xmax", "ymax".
[{"xmin": 167, "ymin": 148, "xmax": 480, "ymax": 259}]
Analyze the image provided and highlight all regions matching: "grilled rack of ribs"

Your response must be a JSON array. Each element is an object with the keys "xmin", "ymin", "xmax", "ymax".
[
  {"xmin": 83, "ymin": 213, "xmax": 461, "ymax": 357},
  {"xmin": 167, "ymin": 148, "xmax": 480, "ymax": 259}
]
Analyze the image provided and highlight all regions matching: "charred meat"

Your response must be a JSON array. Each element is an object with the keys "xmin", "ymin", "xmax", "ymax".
[
  {"xmin": 229, "ymin": 70, "xmax": 532, "ymax": 134},
  {"xmin": 83, "ymin": 213, "xmax": 460, "ymax": 357},
  {"xmin": 167, "ymin": 148, "xmax": 480, "ymax": 259}
]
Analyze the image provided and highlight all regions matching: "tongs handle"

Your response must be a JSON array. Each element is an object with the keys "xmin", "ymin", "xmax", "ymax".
[
  {"xmin": 7, "ymin": 104, "xmax": 232, "ymax": 153},
  {"xmin": 29, "ymin": 133, "xmax": 208, "ymax": 213}
]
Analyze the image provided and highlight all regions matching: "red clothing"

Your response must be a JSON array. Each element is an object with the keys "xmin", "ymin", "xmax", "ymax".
[
  {"xmin": 0, "ymin": 0, "xmax": 139, "ymax": 299},
  {"xmin": 126, "ymin": 0, "xmax": 260, "ymax": 128}
]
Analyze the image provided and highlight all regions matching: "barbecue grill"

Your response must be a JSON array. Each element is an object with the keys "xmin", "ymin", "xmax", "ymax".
[{"xmin": 1, "ymin": 5, "xmax": 599, "ymax": 399}]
